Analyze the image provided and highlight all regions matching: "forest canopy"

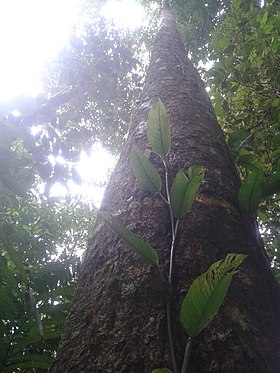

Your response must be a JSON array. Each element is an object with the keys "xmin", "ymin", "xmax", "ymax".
[{"xmin": 0, "ymin": 0, "xmax": 279, "ymax": 371}]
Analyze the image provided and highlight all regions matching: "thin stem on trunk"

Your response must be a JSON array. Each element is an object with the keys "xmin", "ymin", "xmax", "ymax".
[
  {"xmin": 159, "ymin": 156, "xmax": 180, "ymax": 373},
  {"xmin": 169, "ymin": 219, "xmax": 179, "ymax": 284},
  {"xmin": 181, "ymin": 337, "xmax": 192, "ymax": 373},
  {"xmin": 166, "ymin": 301, "xmax": 179, "ymax": 373}
]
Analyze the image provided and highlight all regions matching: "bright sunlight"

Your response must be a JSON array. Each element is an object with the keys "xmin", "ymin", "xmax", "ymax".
[
  {"xmin": 0, "ymin": 0, "xmax": 145, "ymax": 206},
  {"xmin": 101, "ymin": 0, "xmax": 145, "ymax": 29},
  {"xmin": 0, "ymin": 0, "xmax": 145, "ymax": 101},
  {"xmin": 0, "ymin": 0, "xmax": 79, "ymax": 102}
]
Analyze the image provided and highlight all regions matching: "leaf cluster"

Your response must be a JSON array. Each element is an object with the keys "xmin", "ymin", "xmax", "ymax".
[
  {"xmin": 0, "ymin": 190, "xmax": 94, "ymax": 371},
  {"xmin": 207, "ymin": 0, "xmax": 280, "ymax": 271}
]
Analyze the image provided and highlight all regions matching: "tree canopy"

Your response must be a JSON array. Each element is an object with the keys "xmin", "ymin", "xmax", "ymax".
[{"xmin": 0, "ymin": 0, "xmax": 279, "ymax": 370}]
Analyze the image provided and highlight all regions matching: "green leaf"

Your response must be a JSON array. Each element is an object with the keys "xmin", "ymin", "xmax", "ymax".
[
  {"xmin": 170, "ymin": 166, "xmax": 205, "ymax": 219},
  {"xmin": 99, "ymin": 212, "xmax": 159, "ymax": 266},
  {"xmin": 214, "ymin": 94, "xmax": 225, "ymax": 120},
  {"xmin": 147, "ymin": 99, "xmax": 171, "ymax": 156},
  {"xmin": 262, "ymin": 172, "xmax": 280, "ymax": 198},
  {"xmin": 152, "ymin": 369, "xmax": 173, "ymax": 373},
  {"xmin": 180, "ymin": 253, "xmax": 246, "ymax": 338},
  {"xmin": 236, "ymin": 149, "xmax": 262, "ymax": 172},
  {"xmin": 238, "ymin": 171, "xmax": 263, "ymax": 216},
  {"xmin": 260, "ymin": 11, "xmax": 268, "ymax": 28},
  {"xmin": 130, "ymin": 145, "xmax": 162, "ymax": 193}
]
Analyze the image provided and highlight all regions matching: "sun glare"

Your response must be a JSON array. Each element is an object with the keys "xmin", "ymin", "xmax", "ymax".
[
  {"xmin": 0, "ymin": 0, "xmax": 143, "ymax": 203},
  {"xmin": 0, "ymin": 0, "xmax": 146, "ymax": 102},
  {"xmin": 69, "ymin": 144, "xmax": 117, "ymax": 207},
  {"xmin": 101, "ymin": 0, "xmax": 145, "ymax": 29},
  {"xmin": 32, "ymin": 126, "xmax": 117, "ymax": 205},
  {"xmin": 0, "ymin": 0, "xmax": 78, "ymax": 101}
]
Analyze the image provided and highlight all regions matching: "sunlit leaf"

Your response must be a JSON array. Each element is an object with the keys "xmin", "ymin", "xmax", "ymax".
[
  {"xmin": 130, "ymin": 145, "xmax": 162, "ymax": 193},
  {"xmin": 180, "ymin": 253, "xmax": 246, "ymax": 337},
  {"xmin": 100, "ymin": 212, "xmax": 159, "ymax": 266},
  {"xmin": 170, "ymin": 166, "xmax": 205, "ymax": 219},
  {"xmin": 147, "ymin": 99, "xmax": 171, "ymax": 156}
]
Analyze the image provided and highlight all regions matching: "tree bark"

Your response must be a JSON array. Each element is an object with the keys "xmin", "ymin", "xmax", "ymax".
[{"xmin": 50, "ymin": 3, "xmax": 280, "ymax": 372}]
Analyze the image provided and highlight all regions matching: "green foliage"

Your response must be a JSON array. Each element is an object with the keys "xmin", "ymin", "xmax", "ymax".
[
  {"xmin": 39, "ymin": 9, "xmax": 143, "ymax": 156},
  {"xmin": 180, "ymin": 254, "xmax": 246, "ymax": 338},
  {"xmin": 207, "ymin": 0, "xmax": 280, "ymax": 273},
  {"xmin": 0, "ymin": 2, "xmax": 145, "ymax": 195},
  {"xmin": 148, "ymin": 99, "xmax": 171, "ymax": 156},
  {"xmin": 0, "ymin": 117, "xmax": 35, "ymax": 197},
  {"xmin": 172, "ymin": 0, "xmax": 233, "ymax": 63},
  {"xmin": 263, "ymin": 173, "xmax": 280, "ymax": 199},
  {"xmin": 239, "ymin": 171, "xmax": 263, "ymax": 216},
  {"xmin": 152, "ymin": 368, "xmax": 173, "ymax": 373},
  {"xmin": 130, "ymin": 144, "xmax": 162, "ymax": 193},
  {"xmin": 170, "ymin": 166, "xmax": 205, "ymax": 219},
  {"xmin": 100, "ymin": 211, "xmax": 159, "ymax": 266},
  {"xmin": 0, "ymin": 192, "xmax": 93, "ymax": 371},
  {"xmin": 2, "ymin": 358, "xmax": 53, "ymax": 372}
]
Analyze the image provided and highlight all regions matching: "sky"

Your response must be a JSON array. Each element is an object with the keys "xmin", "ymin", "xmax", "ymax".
[
  {"xmin": 0, "ymin": 0, "xmax": 144, "ymax": 102},
  {"xmin": 0, "ymin": 0, "xmax": 144, "ymax": 206},
  {"xmin": 101, "ymin": 0, "xmax": 145, "ymax": 29},
  {"xmin": 0, "ymin": 0, "xmax": 79, "ymax": 101}
]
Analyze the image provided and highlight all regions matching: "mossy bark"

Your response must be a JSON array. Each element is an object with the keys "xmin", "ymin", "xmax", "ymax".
[{"xmin": 50, "ymin": 3, "xmax": 280, "ymax": 372}]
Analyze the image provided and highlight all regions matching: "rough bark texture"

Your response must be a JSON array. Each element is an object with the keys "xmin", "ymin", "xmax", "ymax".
[{"xmin": 50, "ymin": 3, "xmax": 280, "ymax": 372}]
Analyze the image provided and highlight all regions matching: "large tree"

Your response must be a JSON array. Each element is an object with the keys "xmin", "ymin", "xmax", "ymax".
[{"xmin": 50, "ymin": 1, "xmax": 280, "ymax": 372}]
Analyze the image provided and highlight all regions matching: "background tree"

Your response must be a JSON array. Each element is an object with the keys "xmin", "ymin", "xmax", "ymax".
[{"xmin": 50, "ymin": 1, "xmax": 280, "ymax": 372}]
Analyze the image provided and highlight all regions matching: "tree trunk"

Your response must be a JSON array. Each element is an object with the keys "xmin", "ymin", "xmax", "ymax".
[{"xmin": 50, "ymin": 2, "xmax": 280, "ymax": 372}]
